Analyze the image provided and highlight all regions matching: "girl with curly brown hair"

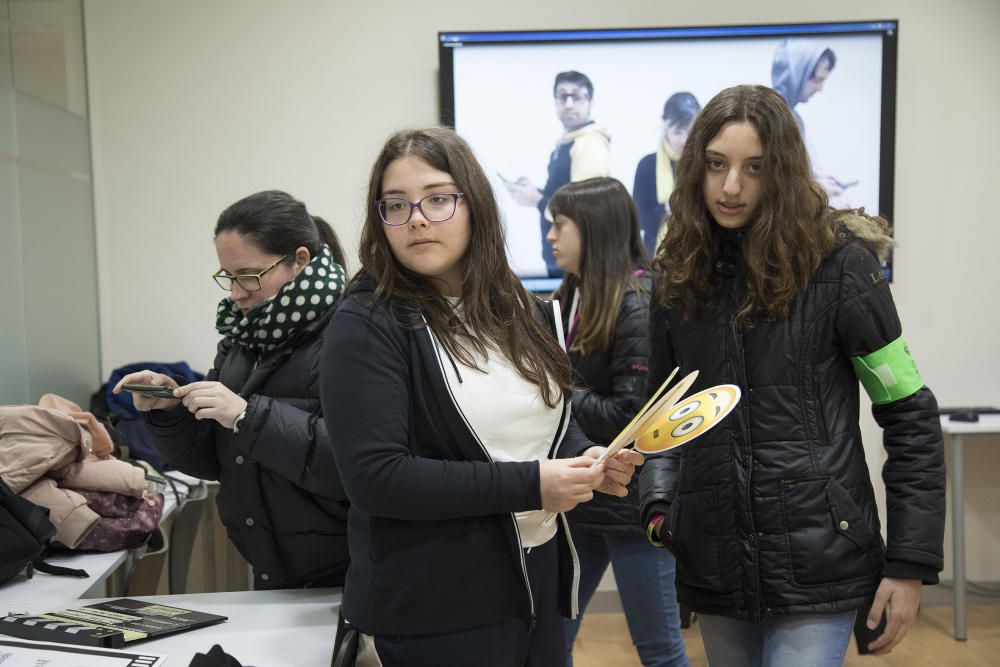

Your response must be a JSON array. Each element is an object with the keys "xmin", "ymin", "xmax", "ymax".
[{"xmin": 640, "ymin": 85, "xmax": 944, "ymax": 666}]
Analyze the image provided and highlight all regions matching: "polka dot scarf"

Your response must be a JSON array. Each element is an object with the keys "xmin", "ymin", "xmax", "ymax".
[{"xmin": 215, "ymin": 244, "xmax": 345, "ymax": 354}]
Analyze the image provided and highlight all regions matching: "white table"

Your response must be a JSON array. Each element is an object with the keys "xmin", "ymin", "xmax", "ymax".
[
  {"xmin": 9, "ymin": 589, "xmax": 341, "ymax": 666},
  {"xmin": 940, "ymin": 413, "xmax": 1000, "ymax": 641},
  {"xmin": 1, "ymin": 476, "xmax": 191, "ymax": 604}
]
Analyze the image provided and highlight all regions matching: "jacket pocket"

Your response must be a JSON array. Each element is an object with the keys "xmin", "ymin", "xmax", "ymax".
[
  {"xmin": 668, "ymin": 486, "xmax": 727, "ymax": 593},
  {"xmin": 814, "ymin": 383, "xmax": 830, "ymax": 446},
  {"xmin": 780, "ymin": 476, "xmax": 878, "ymax": 586}
]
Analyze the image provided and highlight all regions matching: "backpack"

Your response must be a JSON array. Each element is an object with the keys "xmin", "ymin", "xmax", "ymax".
[{"xmin": 0, "ymin": 478, "xmax": 89, "ymax": 586}]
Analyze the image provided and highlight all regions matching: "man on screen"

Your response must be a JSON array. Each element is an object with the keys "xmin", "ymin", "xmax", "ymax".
[
  {"xmin": 772, "ymin": 39, "xmax": 848, "ymax": 199},
  {"xmin": 505, "ymin": 70, "xmax": 611, "ymax": 277}
]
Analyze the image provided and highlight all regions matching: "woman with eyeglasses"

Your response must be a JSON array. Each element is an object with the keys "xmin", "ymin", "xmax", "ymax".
[
  {"xmin": 320, "ymin": 127, "xmax": 643, "ymax": 667},
  {"xmin": 113, "ymin": 190, "xmax": 351, "ymax": 590}
]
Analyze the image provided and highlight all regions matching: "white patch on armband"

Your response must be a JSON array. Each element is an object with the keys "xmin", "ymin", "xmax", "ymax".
[{"xmin": 874, "ymin": 363, "xmax": 898, "ymax": 389}]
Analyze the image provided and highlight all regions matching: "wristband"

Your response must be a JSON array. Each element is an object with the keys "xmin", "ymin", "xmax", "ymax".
[
  {"xmin": 232, "ymin": 409, "xmax": 247, "ymax": 434},
  {"xmin": 647, "ymin": 514, "xmax": 666, "ymax": 547}
]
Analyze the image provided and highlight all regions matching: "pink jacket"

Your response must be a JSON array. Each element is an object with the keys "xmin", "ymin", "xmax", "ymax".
[
  {"xmin": 0, "ymin": 405, "xmax": 93, "ymax": 493},
  {"xmin": 0, "ymin": 404, "xmax": 146, "ymax": 548}
]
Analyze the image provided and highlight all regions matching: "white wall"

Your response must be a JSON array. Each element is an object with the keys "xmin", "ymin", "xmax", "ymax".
[{"xmin": 84, "ymin": 0, "xmax": 1000, "ymax": 580}]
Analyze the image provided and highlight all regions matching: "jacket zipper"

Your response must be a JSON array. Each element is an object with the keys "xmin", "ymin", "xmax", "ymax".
[
  {"xmin": 549, "ymin": 296, "xmax": 581, "ymax": 620},
  {"xmin": 730, "ymin": 285, "xmax": 765, "ymax": 621},
  {"xmin": 425, "ymin": 323, "xmax": 537, "ymax": 630}
]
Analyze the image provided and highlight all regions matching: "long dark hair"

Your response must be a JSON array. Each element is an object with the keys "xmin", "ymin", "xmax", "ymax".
[
  {"xmin": 356, "ymin": 127, "xmax": 572, "ymax": 408},
  {"xmin": 654, "ymin": 84, "xmax": 835, "ymax": 322},
  {"xmin": 550, "ymin": 178, "xmax": 648, "ymax": 354},
  {"xmin": 215, "ymin": 190, "xmax": 347, "ymax": 270}
]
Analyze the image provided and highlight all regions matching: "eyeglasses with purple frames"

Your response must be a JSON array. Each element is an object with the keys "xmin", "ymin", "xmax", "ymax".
[{"xmin": 376, "ymin": 192, "xmax": 465, "ymax": 227}]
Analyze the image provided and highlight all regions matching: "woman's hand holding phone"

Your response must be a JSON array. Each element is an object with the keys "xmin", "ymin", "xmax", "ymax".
[
  {"xmin": 174, "ymin": 381, "xmax": 248, "ymax": 429},
  {"xmin": 113, "ymin": 371, "xmax": 181, "ymax": 411}
]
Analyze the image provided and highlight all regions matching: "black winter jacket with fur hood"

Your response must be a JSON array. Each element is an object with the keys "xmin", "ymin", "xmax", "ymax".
[{"xmin": 638, "ymin": 213, "xmax": 945, "ymax": 620}]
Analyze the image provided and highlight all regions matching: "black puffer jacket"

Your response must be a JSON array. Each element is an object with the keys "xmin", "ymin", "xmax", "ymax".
[
  {"xmin": 146, "ymin": 306, "xmax": 349, "ymax": 590},
  {"xmin": 564, "ymin": 272, "xmax": 651, "ymax": 535},
  {"xmin": 639, "ymin": 215, "xmax": 945, "ymax": 620}
]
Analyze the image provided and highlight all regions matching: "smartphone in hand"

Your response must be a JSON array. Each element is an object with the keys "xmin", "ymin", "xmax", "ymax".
[
  {"xmin": 854, "ymin": 606, "xmax": 887, "ymax": 654},
  {"xmin": 122, "ymin": 383, "xmax": 177, "ymax": 399}
]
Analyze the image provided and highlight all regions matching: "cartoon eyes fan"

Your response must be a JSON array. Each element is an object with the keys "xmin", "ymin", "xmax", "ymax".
[{"xmin": 595, "ymin": 369, "xmax": 741, "ymax": 464}]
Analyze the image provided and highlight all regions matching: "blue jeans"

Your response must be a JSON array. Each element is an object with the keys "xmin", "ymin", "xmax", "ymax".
[
  {"xmin": 698, "ymin": 610, "xmax": 857, "ymax": 667},
  {"xmin": 565, "ymin": 527, "xmax": 689, "ymax": 667}
]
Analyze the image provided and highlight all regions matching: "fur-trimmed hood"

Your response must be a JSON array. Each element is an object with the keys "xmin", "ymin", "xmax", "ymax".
[{"xmin": 836, "ymin": 209, "xmax": 894, "ymax": 262}]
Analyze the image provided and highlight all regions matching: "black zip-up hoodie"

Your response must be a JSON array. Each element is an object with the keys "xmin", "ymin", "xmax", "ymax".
[{"xmin": 320, "ymin": 280, "xmax": 592, "ymax": 636}]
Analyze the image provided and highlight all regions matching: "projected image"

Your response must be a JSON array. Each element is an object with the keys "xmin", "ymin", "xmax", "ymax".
[
  {"xmin": 502, "ymin": 70, "xmax": 612, "ymax": 277},
  {"xmin": 441, "ymin": 23, "xmax": 896, "ymax": 286}
]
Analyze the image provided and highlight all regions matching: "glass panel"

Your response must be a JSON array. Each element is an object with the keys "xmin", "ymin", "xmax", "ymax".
[
  {"xmin": 0, "ymin": 1, "xmax": 12, "ymax": 87},
  {"xmin": 0, "ymin": 82, "xmax": 14, "ymax": 159},
  {"xmin": 0, "ymin": 3, "xmax": 26, "ymax": 404},
  {"xmin": 9, "ymin": 0, "xmax": 86, "ymax": 114},
  {"xmin": 19, "ymin": 161, "xmax": 99, "ymax": 402},
  {"xmin": 0, "ymin": 0, "xmax": 98, "ymax": 405},
  {"xmin": 16, "ymin": 88, "xmax": 90, "ymax": 173},
  {"xmin": 0, "ymin": 160, "xmax": 29, "ymax": 404}
]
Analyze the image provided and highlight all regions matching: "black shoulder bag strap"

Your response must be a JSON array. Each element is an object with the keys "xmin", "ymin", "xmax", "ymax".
[{"xmin": 0, "ymin": 478, "xmax": 90, "ymax": 579}]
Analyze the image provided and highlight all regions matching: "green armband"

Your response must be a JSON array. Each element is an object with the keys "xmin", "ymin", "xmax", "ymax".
[{"xmin": 850, "ymin": 336, "xmax": 924, "ymax": 405}]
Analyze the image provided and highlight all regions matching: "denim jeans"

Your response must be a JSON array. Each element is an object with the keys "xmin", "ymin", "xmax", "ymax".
[
  {"xmin": 698, "ymin": 609, "xmax": 857, "ymax": 667},
  {"xmin": 565, "ymin": 527, "xmax": 690, "ymax": 667}
]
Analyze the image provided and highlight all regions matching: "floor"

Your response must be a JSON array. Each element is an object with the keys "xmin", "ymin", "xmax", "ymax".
[{"xmin": 572, "ymin": 604, "xmax": 1000, "ymax": 666}]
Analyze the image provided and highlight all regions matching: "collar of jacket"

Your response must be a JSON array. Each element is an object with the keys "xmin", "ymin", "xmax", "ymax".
[
  {"xmin": 712, "ymin": 223, "xmax": 748, "ymax": 278},
  {"xmin": 233, "ymin": 305, "xmax": 334, "ymax": 398}
]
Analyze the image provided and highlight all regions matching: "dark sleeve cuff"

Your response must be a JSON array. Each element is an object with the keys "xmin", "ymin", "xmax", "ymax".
[
  {"xmin": 529, "ymin": 460, "xmax": 543, "ymax": 510},
  {"xmin": 145, "ymin": 402, "xmax": 189, "ymax": 428},
  {"xmin": 883, "ymin": 559, "xmax": 940, "ymax": 585},
  {"xmin": 642, "ymin": 501, "xmax": 671, "ymax": 547},
  {"xmin": 640, "ymin": 500, "xmax": 671, "ymax": 534}
]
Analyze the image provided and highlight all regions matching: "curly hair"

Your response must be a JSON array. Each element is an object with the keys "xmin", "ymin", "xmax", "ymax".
[{"xmin": 653, "ymin": 84, "xmax": 836, "ymax": 323}]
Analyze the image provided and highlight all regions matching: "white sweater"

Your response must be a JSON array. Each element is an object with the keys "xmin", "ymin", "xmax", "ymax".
[{"xmin": 432, "ymin": 320, "xmax": 562, "ymax": 548}]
